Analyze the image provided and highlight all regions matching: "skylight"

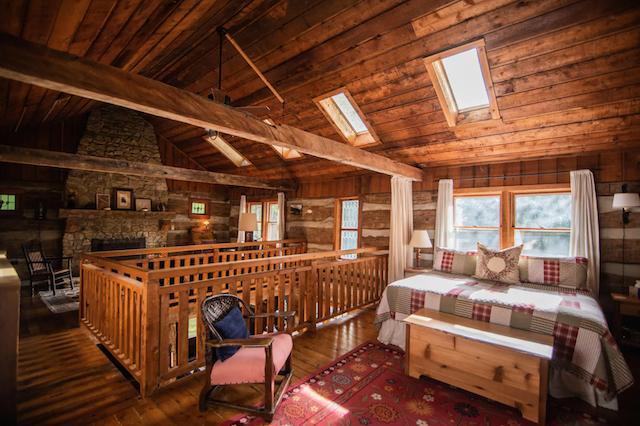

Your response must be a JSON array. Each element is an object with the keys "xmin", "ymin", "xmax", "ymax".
[
  {"xmin": 314, "ymin": 88, "xmax": 380, "ymax": 147},
  {"xmin": 264, "ymin": 119, "xmax": 303, "ymax": 160},
  {"xmin": 203, "ymin": 134, "xmax": 251, "ymax": 167},
  {"xmin": 423, "ymin": 39, "xmax": 500, "ymax": 127},
  {"xmin": 441, "ymin": 48, "xmax": 489, "ymax": 110}
]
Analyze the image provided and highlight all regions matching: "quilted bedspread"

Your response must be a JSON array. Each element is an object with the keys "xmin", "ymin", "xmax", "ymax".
[{"xmin": 374, "ymin": 270, "xmax": 634, "ymax": 398}]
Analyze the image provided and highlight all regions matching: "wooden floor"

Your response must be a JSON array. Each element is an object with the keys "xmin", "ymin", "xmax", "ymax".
[
  {"xmin": 17, "ymin": 287, "xmax": 640, "ymax": 426},
  {"xmin": 17, "ymin": 288, "xmax": 380, "ymax": 426}
]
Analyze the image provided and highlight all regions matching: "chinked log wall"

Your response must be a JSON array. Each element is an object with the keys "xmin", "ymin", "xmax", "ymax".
[{"xmin": 79, "ymin": 239, "xmax": 388, "ymax": 396}]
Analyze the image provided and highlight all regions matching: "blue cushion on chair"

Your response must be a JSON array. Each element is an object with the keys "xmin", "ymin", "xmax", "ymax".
[{"xmin": 213, "ymin": 306, "xmax": 250, "ymax": 362}]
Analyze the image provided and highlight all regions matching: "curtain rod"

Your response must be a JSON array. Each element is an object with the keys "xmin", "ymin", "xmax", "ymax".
[{"xmin": 432, "ymin": 169, "xmax": 602, "ymax": 183}]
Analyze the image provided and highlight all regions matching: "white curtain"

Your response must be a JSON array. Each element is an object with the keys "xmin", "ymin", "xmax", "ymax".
[
  {"xmin": 277, "ymin": 192, "xmax": 285, "ymax": 243},
  {"xmin": 570, "ymin": 170, "xmax": 600, "ymax": 294},
  {"xmin": 389, "ymin": 176, "xmax": 414, "ymax": 283},
  {"xmin": 435, "ymin": 179, "xmax": 454, "ymax": 249},
  {"xmin": 237, "ymin": 195, "xmax": 247, "ymax": 243}
]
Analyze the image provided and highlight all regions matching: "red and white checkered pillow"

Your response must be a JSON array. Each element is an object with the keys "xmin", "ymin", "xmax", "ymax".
[
  {"xmin": 433, "ymin": 247, "xmax": 477, "ymax": 276},
  {"xmin": 519, "ymin": 256, "xmax": 589, "ymax": 289}
]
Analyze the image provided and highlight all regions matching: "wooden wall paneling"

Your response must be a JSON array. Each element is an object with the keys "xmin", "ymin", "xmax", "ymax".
[
  {"xmin": 520, "ymin": 160, "xmax": 539, "ymax": 186},
  {"xmin": 504, "ymin": 161, "xmax": 521, "ymax": 186},
  {"xmin": 537, "ymin": 158, "xmax": 558, "ymax": 185},
  {"xmin": 489, "ymin": 163, "xmax": 505, "ymax": 187},
  {"xmin": 598, "ymin": 152, "xmax": 623, "ymax": 182},
  {"xmin": 473, "ymin": 164, "xmax": 489, "ymax": 188},
  {"xmin": 556, "ymin": 157, "xmax": 577, "ymax": 184},
  {"xmin": 458, "ymin": 166, "xmax": 474, "ymax": 189}
]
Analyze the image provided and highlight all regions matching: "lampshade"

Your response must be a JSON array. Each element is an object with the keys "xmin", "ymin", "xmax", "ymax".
[
  {"xmin": 238, "ymin": 212, "xmax": 258, "ymax": 232},
  {"xmin": 409, "ymin": 230, "xmax": 432, "ymax": 248},
  {"xmin": 612, "ymin": 193, "xmax": 640, "ymax": 209}
]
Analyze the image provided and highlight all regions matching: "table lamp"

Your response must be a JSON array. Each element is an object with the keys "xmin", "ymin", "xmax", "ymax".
[
  {"xmin": 612, "ymin": 189, "xmax": 640, "ymax": 289},
  {"xmin": 203, "ymin": 220, "xmax": 210, "ymax": 231},
  {"xmin": 409, "ymin": 230, "xmax": 432, "ymax": 266},
  {"xmin": 238, "ymin": 212, "xmax": 259, "ymax": 242}
]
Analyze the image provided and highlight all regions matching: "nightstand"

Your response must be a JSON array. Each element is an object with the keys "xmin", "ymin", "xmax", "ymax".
[
  {"xmin": 404, "ymin": 267, "xmax": 431, "ymax": 278},
  {"xmin": 612, "ymin": 293, "xmax": 640, "ymax": 348}
]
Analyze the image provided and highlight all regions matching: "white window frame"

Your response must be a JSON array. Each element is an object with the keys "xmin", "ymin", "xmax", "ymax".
[
  {"xmin": 203, "ymin": 134, "xmax": 251, "ymax": 167},
  {"xmin": 423, "ymin": 39, "xmax": 500, "ymax": 127},
  {"xmin": 313, "ymin": 88, "xmax": 380, "ymax": 147},
  {"xmin": 263, "ymin": 119, "xmax": 303, "ymax": 160}
]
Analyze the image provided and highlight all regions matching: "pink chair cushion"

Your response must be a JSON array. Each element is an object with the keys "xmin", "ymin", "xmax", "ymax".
[{"xmin": 210, "ymin": 333, "xmax": 293, "ymax": 385}]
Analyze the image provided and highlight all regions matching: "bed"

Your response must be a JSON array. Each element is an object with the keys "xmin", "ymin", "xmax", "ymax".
[{"xmin": 375, "ymin": 267, "xmax": 634, "ymax": 409}]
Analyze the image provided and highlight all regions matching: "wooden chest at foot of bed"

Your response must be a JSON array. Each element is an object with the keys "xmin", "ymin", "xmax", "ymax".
[{"xmin": 404, "ymin": 308, "xmax": 554, "ymax": 425}]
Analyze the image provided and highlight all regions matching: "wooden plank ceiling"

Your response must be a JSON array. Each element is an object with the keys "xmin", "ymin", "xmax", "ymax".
[{"xmin": 1, "ymin": 0, "xmax": 639, "ymax": 184}]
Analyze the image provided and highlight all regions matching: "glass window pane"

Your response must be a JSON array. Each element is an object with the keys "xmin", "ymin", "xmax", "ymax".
[
  {"xmin": 0, "ymin": 194, "xmax": 16, "ymax": 211},
  {"xmin": 441, "ymin": 48, "xmax": 489, "ymax": 110},
  {"xmin": 331, "ymin": 93, "xmax": 368, "ymax": 134},
  {"xmin": 453, "ymin": 229, "xmax": 499, "ymax": 251},
  {"xmin": 250, "ymin": 204, "xmax": 262, "ymax": 222},
  {"xmin": 255, "ymin": 223, "xmax": 262, "ymax": 241},
  {"xmin": 515, "ymin": 231, "xmax": 570, "ymax": 256},
  {"xmin": 341, "ymin": 200, "xmax": 359, "ymax": 229},
  {"xmin": 454, "ymin": 196, "xmax": 500, "ymax": 227},
  {"xmin": 267, "ymin": 223, "xmax": 278, "ymax": 241},
  {"xmin": 269, "ymin": 204, "xmax": 278, "ymax": 223},
  {"xmin": 515, "ymin": 194, "xmax": 571, "ymax": 229},
  {"xmin": 191, "ymin": 202, "xmax": 205, "ymax": 215},
  {"xmin": 341, "ymin": 230, "xmax": 358, "ymax": 259}
]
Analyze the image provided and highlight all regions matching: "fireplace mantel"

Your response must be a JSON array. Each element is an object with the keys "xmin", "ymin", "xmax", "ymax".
[{"xmin": 59, "ymin": 209, "xmax": 177, "ymax": 219}]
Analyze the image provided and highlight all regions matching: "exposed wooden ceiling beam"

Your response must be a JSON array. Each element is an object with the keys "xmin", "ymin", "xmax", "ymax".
[
  {"xmin": 0, "ymin": 32, "xmax": 423, "ymax": 181},
  {"xmin": 0, "ymin": 145, "xmax": 294, "ymax": 191}
]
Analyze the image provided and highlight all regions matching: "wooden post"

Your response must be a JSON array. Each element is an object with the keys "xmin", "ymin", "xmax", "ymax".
[
  {"xmin": 309, "ymin": 261, "xmax": 318, "ymax": 331},
  {"xmin": 141, "ymin": 278, "xmax": 160, "ymax": 397},
  {"xmin": 0, "ymin": 252, "xmax": 20, "ymax": 426}
]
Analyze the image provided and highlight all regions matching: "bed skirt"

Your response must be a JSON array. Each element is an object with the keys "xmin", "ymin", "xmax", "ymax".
[{"xmin": 377, "ymin": 318, "xmax": 618, "ymax": 410}]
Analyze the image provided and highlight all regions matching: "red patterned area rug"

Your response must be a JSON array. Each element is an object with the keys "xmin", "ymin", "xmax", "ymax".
[{"xmin": 221, "ymin": 341, "xmax": 606, "ymax": 426}]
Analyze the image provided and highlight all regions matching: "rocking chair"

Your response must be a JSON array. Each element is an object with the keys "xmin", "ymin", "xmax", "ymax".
[
  {"xmin": 22, "ymin": 242, "xmax": 73, "ymax": 296},
  {"xmin": 199, "ymin": 294, "xmax": 295, "ymax": 421}
]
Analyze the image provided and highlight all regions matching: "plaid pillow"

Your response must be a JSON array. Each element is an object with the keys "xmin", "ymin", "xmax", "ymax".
[
  {"xmin": 474, "ymin": 243, "xmax": 523, "ymax": 285},
  {"xmin": 433, "ymin": 247, "xmax": 477, "ymax": 276},
  {"xmin": 519, "ymin": 256, "xmax": 589, "ymax": 289}
]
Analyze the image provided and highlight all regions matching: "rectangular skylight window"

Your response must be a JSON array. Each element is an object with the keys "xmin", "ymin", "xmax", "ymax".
[
  {"xmin": 423, "ymin": 39, "xmax": 500, "ymax": 127},
  {"xmin": 314, "ymin": 88, "xmax": 380, "ymax": 147},
  {"xmin": 203, "ymin": 134, "xmax": 251, "ymax": 167},
  {"xmin": 441, "ymin": 48, "xmax": 489, "ymax": 110},
  {"xmin": 264, "ymin": 119, "xmax": 303, "ymax": 160}
]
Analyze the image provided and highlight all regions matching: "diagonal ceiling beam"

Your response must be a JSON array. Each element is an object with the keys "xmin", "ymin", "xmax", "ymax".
[
  {"xmin": 0, "ymin": 145, "xmax": 295, "ymax": 191},
  {"xmin": 0, "ymin": 32, "xmax": 423, "ymax": 181}
]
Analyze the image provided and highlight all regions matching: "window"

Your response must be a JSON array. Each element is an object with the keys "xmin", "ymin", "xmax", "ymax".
[
  {"xmin": 314, "ymin": 88, "xmax": 380, "ymax": 147},
  {"xmin": 189, "ymin": 198, "xmax": 209, "ymax": 219},
  {"xmin": 452, "ymin": 187, "xmax": 571, "ymax": 256},
  {"xmin": 247, "ymin": 201, "xmax": 279, "ymax": 241},
  {"xmin": 423, "ymin": 39, "xmax": 500, "ymax": 127},
  {"xmin": 453, "ymin": 195, "xmax": 500, "ymax": 251},
  {"xmin": 248, "ymin": 202, "xmax": 263, "ymax": 241},
  {"xmin": 264, "ymin": 119, "xmax": 303, "ymax": 160},
  {"xmin": 0, "ymin": 190, "xmax": 23, "ymax": 215},
  {"xmin": 203, "ymin": 133, "xmax": 251, "ymax": 167},
  {"xmin": 514, "ymin": 194, "xmax": 571, "ymax": 256},
  {"xmin": 334, "ymin": 198, "xmax": 361, "ymax": 259}
]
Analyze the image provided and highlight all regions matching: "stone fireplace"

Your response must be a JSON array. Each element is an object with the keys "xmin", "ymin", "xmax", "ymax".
[{"xmin": 62, "ymin": 106, "xmax": 174, "ymax": 272}]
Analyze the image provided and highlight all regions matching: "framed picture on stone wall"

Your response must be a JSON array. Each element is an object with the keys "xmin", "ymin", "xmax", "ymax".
[
  {"xmin": 115, "ymin": 188, "xmax": 132, "ymax": 210},
  {"xmin": 96, "ymin": 194, "xmax": 110, "ymax": 210},
  {"xmin": 135, "ymin": 198, "xmax": 152, "ymax": 212}
]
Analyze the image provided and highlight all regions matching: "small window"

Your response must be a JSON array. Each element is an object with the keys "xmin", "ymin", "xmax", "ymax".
[
  {"xmin": 453, "ymin": 195, "xmax": 500, "ymax": 251},
  {"xmin": 335, "ymin": 198, "xmax": 361, "ymax": 259},
  {"xmin": 423, "ymin": 39, "xmax": 500, "ymax": 127},
  {"xmin": 248, "ymin": 202, "xmax": 263, "ymax": 241},
  {"xmin": 203, "ymin": 133, "xmax": 251, "ymax": 167},
  {"xmin": 189, "ymin": 198, "xmax": 209, "ymax": 219},
  {"xmin": 266, "ymin": 202, "xmax": 279, "ymax": 241},
  {"xmin": 314, "ymin": 88, "xmax": 379, "ymax": 147},
  {"xmin": 264, "ymin": 119, "xmax": 303, "ymax": 160},
  {"xmin": 0, "ymin": 190, "xmax": 23, "ymax": 215},
  {"xmin": 514, "ymin": 193, "xmax": 571, "ymax": 256}
]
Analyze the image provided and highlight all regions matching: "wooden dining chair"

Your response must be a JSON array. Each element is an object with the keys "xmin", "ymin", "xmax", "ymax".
[
  {"xmin": 22, "ymin": 242, "xmax": 73, "ymax": 296},
  {"xmin": 199, "ymin": 294, "xmax": 295, "ymax": 421}
]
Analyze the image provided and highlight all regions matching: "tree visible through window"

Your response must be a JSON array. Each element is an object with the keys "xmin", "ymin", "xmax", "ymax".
[{"xmin": 452, "ymin": 189, "xmax": 571, "ymax": 256}]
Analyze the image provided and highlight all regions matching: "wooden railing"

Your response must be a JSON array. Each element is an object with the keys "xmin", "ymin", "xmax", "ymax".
[
  {"xmin": 80, "ymin": 242, "xmax": 388, "ymax": 396},
  {"xmin": 0, "ymin": 251, "xmax": 20, "ymax": 426}
]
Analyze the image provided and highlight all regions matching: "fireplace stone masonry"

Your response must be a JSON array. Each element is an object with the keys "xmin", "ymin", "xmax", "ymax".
[{"xmin": 62, "ymin": 106, "xmax": 171, "ymax": 272}]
